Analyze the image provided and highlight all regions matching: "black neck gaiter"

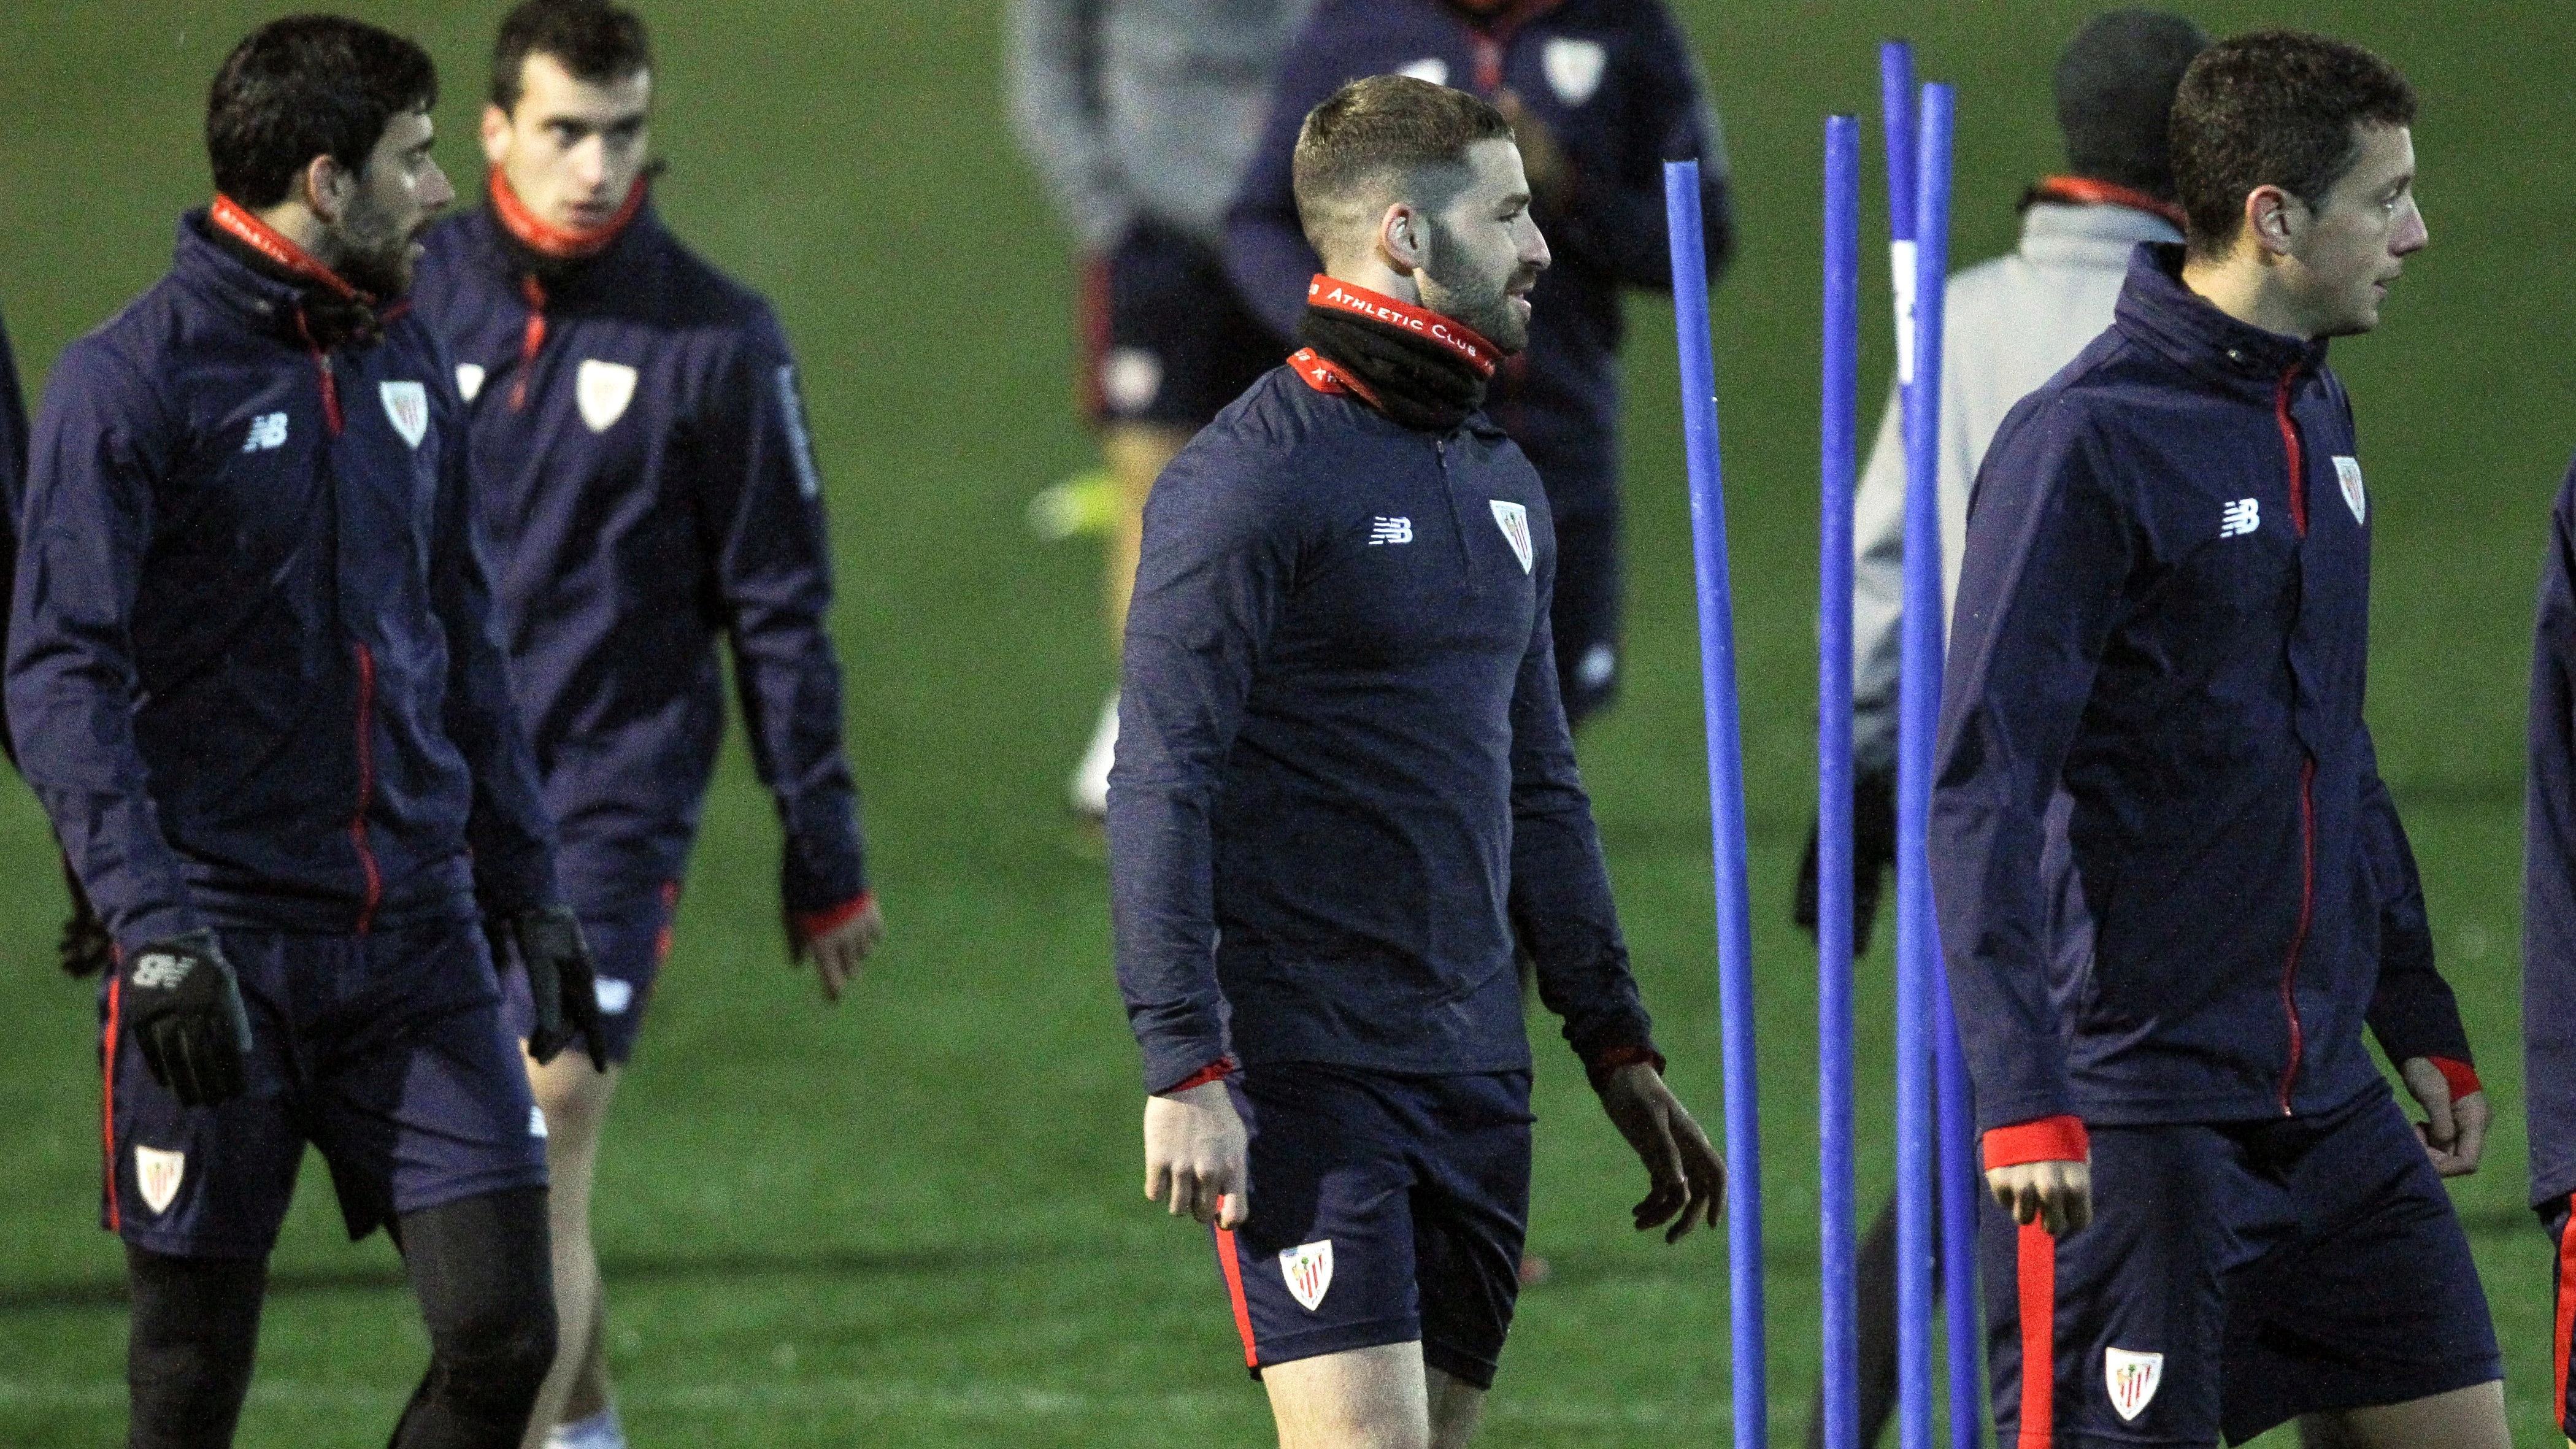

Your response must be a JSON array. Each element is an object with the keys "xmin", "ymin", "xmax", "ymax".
[{"xmin": 1298, "ymin": 305, "xmax": 1492, "ymax": 432}]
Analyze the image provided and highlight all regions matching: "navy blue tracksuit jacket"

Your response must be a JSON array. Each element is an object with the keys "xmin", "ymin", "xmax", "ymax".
[
  {"xmin": 1108, "ymin": 345, "xmax": 1653, "ymax": 1094},
  {"xmin": 1933, "ymin": 245, "xmax": 2448, "ymax": 1135},
  {"xmin": 410, "ymin": 204, "xmax": 865, "ymax": 919},
  {"xmin": 0, "ymin": 300, "xmax": 27, "ymax": 757},
  {"xmin": 2524, "ymin": 456, "xmax": 2576, "ymax": 1210},
  {"xmin": 8, "ymin": 215, "xmax": 559, "ymax": 956},
  {"xmin": 1224, "ymin": 0, "xmax": 1732, "ymax": 520}
]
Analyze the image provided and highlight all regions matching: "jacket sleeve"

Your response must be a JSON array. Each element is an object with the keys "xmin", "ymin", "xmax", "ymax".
[
  {"xmin": 2527, "ymin": 458, "xmax": 2576, "ymax": 1206},
  {"xmin": 1220, "ymin": 12, "xmax": 1340, "ymax": 344},
  {"xmin": 1107, "ymin": 436, "xmax": 1299, "ymax": 1093},
  {"xmin": 428, "ymin": 369, "xmax": 559, "ymax": 917},
  {"xmin": 1847, "ymin": 379, "xmax": 1907, "ymax": 774},
  {"xmin": 1507, "ymin": 505, "xmax": 1657, "ymax": 1068},
  {"xmin": 1531, "ymin": 1, "xmax": 1734, "ymax": 289},
  {"xmin": 698, "ymin": 315, "xmax": 868, "ymax": 920},
  {"xmin": 2358, "ymin": 731, "xmax": 2470, "ymax": 1067},
  {"xmin": 4, "ymin": 343, "xmax": 204, "ymax": 954},
  {"xmin": 1929, "ymin": 401, "xmax": 2132, "ymax": 1134},
  {"xmin": 0, "ymin": 303, "xmax": 28, "ymax": 766},
  {"xmin": 1005, "ymin": 0, "xmax": 1133, "ymax": 251}
]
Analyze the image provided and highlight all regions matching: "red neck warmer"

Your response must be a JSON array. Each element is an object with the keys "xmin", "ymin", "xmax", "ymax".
[
  {"xmin": 2026, "ymin": 175, "xmax": 2188, "ymax": 230},
  {"xmin": 489, "ymin": 168, "xmax": 647, "ymax": 260},
  {"xmin": 1301, "ymin": 275, "xmax": 1500, "ymax": 377},
  {"xmin": 208, "ymin": 194, "xmax": 371, "ymax": 303}
]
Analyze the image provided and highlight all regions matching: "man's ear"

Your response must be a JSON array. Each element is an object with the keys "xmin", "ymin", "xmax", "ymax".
[
  {"xmin": 482, "ymin": 104, "xmax": 515, "ymax": 168},
  {"xmin": 302, "ymin": 153, "xmax": 355, "ymax": 225},
  {"xmin": 1374, "ymin": 201, "xmax": 1427, "ymax": 277},
  {"xmin": 2243, "ymin": 183, "xmax": 2303, "ymax": 259}
]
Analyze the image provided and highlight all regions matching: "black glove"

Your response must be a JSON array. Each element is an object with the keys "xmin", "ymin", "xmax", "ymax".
[
  {"xmin": 122, "ymin": 929, "xmax": 253, "ymax": 1109},
  {"xmin": 1794, "ymin": 763, "xmax": 1899, "ymax": 956},
  {"xmin": 59, "ymin": 853, "xmax": 115, "ymax": 979},
  {"xmin": 488, "ymin": 905, "xmax": 605, "ymax": 1070}
]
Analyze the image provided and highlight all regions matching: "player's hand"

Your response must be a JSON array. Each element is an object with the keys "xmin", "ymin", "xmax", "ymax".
[
  {"xmin": 1595, "ymin": 1062, "xmax": 1725, "ymax": 1242},
  {"xmin": 1985, "ymin": 1158, "xmax": 2092, "ymax": 1237},
  {"xmin": 2399, "ymin": 1057, "xmax": 2488, "ymax": 1178},
  {"xmin": 122, "ymin": 929, "xmax": 253, "ymax": 1109},
  {"xmin": 490, "ymin": 906, "xmax": 606, "ymax": 1071},
  {"xmin": 1494, "ymin": 91, "xmax": 1570, "ymax": 206},
  {"xmin": 1143, "ymin": 1079, "xmax": 1248, "ymax": 1229},
  {"xmin": 791, "ymin": 896, "xmax": 883, "ymax": 1004},
  {"xmin": 1794, "ymin": 763, "xmax": 1897, "ymax": 955}
]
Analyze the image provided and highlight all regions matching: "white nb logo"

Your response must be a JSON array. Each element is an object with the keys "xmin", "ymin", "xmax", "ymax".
[
  {"xmin": 129, "ymin": 952, "xmax": 193, "ymax": 990},
  {"xmin": 242, "ymin": 412, "xmax": 288, "ymax": 452},
  {"xmin": 2220, "ymin": 498, "xmax": 2261, "ymax": 538},
  {"xmin": 1369, "ymin": 517, "xmax": 1413, "ymax": 545}
]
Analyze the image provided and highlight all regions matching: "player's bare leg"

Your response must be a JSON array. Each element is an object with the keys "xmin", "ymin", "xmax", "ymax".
[
  {"xmin": 1071, "ymin": 421, "xmax": 1193, "ymax": 816},
  {"xmin": 520, "ymin": 1050, "xmax": 622, "ymax": 1448},
  {"xmin": 2293, "ymin": 1380, "xmax": 2507, "ymax": 1449},
  {"xmin": 1260, "ymin": 1342, "xmax": 1486, "ymax": 1449}
]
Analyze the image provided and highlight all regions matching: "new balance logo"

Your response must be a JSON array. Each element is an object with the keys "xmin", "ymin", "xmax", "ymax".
[
  {"xmin": 129, "ymin": 952, "xmax": 193, "ymax": 990},
  {"xmin": 242, "ymin": 412, "xmax": 288, "ymax": 452},
  {"xmin": 1369, "ymin": 517, "xmax": 1413, "ymax": 545},
  {"xmin": 2220, "ymin": 498, "xmax": 2260, "ymax": 538}
]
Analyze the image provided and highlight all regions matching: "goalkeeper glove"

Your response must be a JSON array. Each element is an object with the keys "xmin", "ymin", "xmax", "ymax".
[
  {"xmin": 488, "ymin": 905, "xmax": 606, "ymax": 1070},
  {"xmin": 123, "ymin": 929, "xmax": 252, "ymax": 1109}
]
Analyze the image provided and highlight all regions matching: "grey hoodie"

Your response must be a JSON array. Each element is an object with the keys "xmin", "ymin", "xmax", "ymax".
[{"xmin": 1006, "ymin": 0, "xmax": 1313, "ymax": 250}]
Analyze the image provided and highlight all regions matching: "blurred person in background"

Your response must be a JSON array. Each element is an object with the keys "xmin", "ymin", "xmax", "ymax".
[
  {"xmin": 1006, "ymin": 0, "xmax": 1316, "ymax": 823},
  {"xmin": 1226, "ymin": 0, "xmax": 1734, "ymax": 736},
  {"xmin": 2522, "ymin": 455, "xmax": 2576, "ymax": 1439},
  {"xmin": 10, "ymin": 17, "xmax": 598, "ymax": 1447},
  {"xmin": 413, "ymin": 4, "xmax": 880, "ymax": 1446}
]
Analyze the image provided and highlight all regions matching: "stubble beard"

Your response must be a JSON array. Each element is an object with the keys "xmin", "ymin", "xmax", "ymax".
[
  {"xmin": 1418, "ymin": 223, "xmax": 1528, "ymax": 353},
  {"xmin": 328, "ymin": 191, "xmax": 420, "ymax": 298}
]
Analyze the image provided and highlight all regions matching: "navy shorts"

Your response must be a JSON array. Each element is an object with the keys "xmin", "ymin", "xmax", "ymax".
[
  {"xmin": 1548, "ymin": 505, "xmax": 1623, "ymax": 727},
  {"xmin": 501, "ymin": 882, "xmax": 679, "ymax": 1066},
  {"xmin": 102, "ymin": 921, "xmax": 547, "ymax": 1259},
  {"xmin": 1081, "ymin": 220, "xmax": 1280, "ymax": 429},
  {"xmin": 1212, "ymin": 1064, "xmax": 1532, "ymax": 1391},
  {"xmin": 1986, "ymin": 1086, "xmax": 2501, "ymax": 1446}
]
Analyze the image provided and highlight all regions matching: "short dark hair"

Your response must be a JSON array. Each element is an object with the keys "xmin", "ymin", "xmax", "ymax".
[
  {"xmin": 492, "ymin": 0, "xmax": 653, "ymax": 112},
  {"xmin": 1291, "ymin": 75, "xmax": 1513, "ymax": 255},
  {"xmin": 206, "ymin": 15, "xmax": 439, "ymax": 208},
  {"xmin": 2053, "ymin": 9, "xmax": 2210, "ymax": 198},
  {"xmin": 2170, "ymin": 31, "xmax": 2415, "ymax": 258}
]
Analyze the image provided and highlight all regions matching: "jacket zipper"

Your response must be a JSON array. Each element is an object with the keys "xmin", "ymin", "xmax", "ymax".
[
  {"xmin": 2274, "ymin": 366, "xmax": 2310, "ymax": 1114},
  {"xmin": 510, "ymin": 275, "xmax": 547, "ymax": 411},
  {"xmin": 1433, "ymin": 437, "xmax": 1478, "ymax": 588},
  {"xmin": 350, "ymin": 642, "xmax": 383, "ymax": 934},
  {"xmin": 294, "ymin": 307, "xmax": 344, "ymax": 436}
]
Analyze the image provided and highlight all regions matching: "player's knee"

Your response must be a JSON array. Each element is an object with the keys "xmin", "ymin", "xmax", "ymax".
[{"xmin": 426, "ymin": 1283, "xmax": 559, "ymax": 1421}]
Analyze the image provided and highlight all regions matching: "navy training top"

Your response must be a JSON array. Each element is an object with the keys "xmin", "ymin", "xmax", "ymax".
[
  {"xmin": 2524, "ymin": 456, "xmax": 2576, "ymax": 1209},
  {"xmin": 8, "ymin": 213, "xmax": 559, "ymax": 955},
  {"xmin": 412, "ymin": 202, "xmax": 866, "ymax": 920},
  {"xmin": 1109, "ymin": 340, "xmax": 1654, "ymax": 1093}
]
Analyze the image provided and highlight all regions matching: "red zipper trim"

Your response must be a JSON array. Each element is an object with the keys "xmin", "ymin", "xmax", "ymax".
[
  {"xmin": 350, "ymin": 642, "xmax": 383, "ymax": 934},
  {"xmin": 509, "ymin": 275, "xmax": 547, "ymax": 412},
  {"xmin": 2275, "ymin": 369, "xmax": 2307, "ymax": 536},
  {"xmin": 2277, "ymin": 758, "xmax": 2316, "ymax": 1114},
  {"xmin": 295, "ymin": 308, "xmax": 344, "ymax": 436},
  {"xmin": 102, "ymin": 976, "xmax": 123, "ymax": 1232}
]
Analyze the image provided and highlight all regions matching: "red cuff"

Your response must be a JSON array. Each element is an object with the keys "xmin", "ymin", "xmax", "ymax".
[
  {"xmin": 1980, "ymin": 1115, "xmax": 2090, "ymax": 1170},
  {"xmin": 1163, "ymin": 1058, "xmax": 1234, "ymax": 1094},
  {"xmin": 2428, "ymin": 1055, "xmax": 2483, "ymax": 1101},
  {"xmin": 789, "ymin": 891, "xmax": 874, "ymax": 946}
]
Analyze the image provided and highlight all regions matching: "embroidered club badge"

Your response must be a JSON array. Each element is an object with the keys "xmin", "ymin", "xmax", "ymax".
[
  {"xmin": 136, "ymin": 1145, "xmax": 186, "ymax": 1216},
  {"xmin": 1279, "ymin": 1239, "xmax": 1334, "ymax": 1312},
  {"xmin": 2334, "ymin": 456, "xmax": 2366, "ymax": 525},
  {"xmin": 455, "ymin": 363, "xmax": 486, "ymax": 402},
  {"xmin": 380, "ymin": 381, "xmax": 428, "ymax": 448},
  {"xmin": 577, "ymin": 359, "xmax": 639, "ymax": 432},
  {"xmin": 2105, "ymin": 1347, "xmax": 2164, "ymax": 1422},
  {"xmin": 1490, "ymin": 499, "xmax": 1534, "ymax": 574},
  {"xmin": 1543, "ymin": 38, "xmax": 1607, "ymax": 105}
]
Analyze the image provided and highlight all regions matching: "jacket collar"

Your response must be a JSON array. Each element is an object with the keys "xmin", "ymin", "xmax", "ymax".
[
  {"xmin": 2113, "ymin": 242, "xmax": 2329, "ymax": 400},
  {"xmin": 171, "ymin": 209, "xmax": 359, "ymax": 339},
  {"xmin": 466, "ymin": 191, "xmax": 660, "ymax": 297}
]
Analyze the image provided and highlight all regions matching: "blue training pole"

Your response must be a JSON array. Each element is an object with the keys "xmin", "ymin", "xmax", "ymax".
[
  {"xmin": 1665, "ymin": 158, "xmax": 1766, "ymax": 1449},
  {"xmin": 1879, "ymin": 42, "xmax": 1936, "ymax": 1449},
  {"xmin": 1817, "ymin": 113, "xmax": 1864, "ymax": 1449}
]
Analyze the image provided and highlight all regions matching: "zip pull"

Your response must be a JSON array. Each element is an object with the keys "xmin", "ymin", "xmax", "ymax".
[
  {"xmin": 1433, "ymin": 437, "xmax": 1478, "ymax": 588},
  {"xmin": 294, "ymin": 306, "xmax": 344, "ymax": 436},
  {"xmin": 510, "ymin": 275, "xmax": 548, "ymax": 411},
  {"xmin": 2274, "ymin": 367, "xmax": 2307, "ymax": 537}
]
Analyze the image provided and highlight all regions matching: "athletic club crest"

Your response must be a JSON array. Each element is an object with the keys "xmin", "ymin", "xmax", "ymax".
[
  {"xmin": 2334, "ymin": 455, "xmax": 2366, "ymax": 525},
  {"xmin": 135, "ymin": 1145, "xmax": 185, "ymax": 1216},
  {"xmin": 1490, "ymin": 499, "xmax": 1534, "ymax": 574},
  {"xmin": 577, "ymin": 359, "xmax": 639, "ymax": 432},
  {"xmin": 379, "ymin": 380, "xmax": 428, "ymax": 448},
  {"xmin": 1543, "ymin": 38, "xmax": 1607, "ymax": 105},
  {"xmin": 2104, "ymin": 1347, "xmax": 2164, "ymax": 1422},
  {"xmin": 1278, "ymin": 1239, "xmax": 1334, "ymax": 1312},
  {"xmin": 455, "ymin": 363, "xmax": 486, "ymax": 402}
]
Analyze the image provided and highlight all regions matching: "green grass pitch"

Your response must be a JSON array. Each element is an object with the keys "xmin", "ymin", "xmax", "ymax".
[{"xmin": 2, "ymin": 2, "xmax": 2572, "ymax": 1443}]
